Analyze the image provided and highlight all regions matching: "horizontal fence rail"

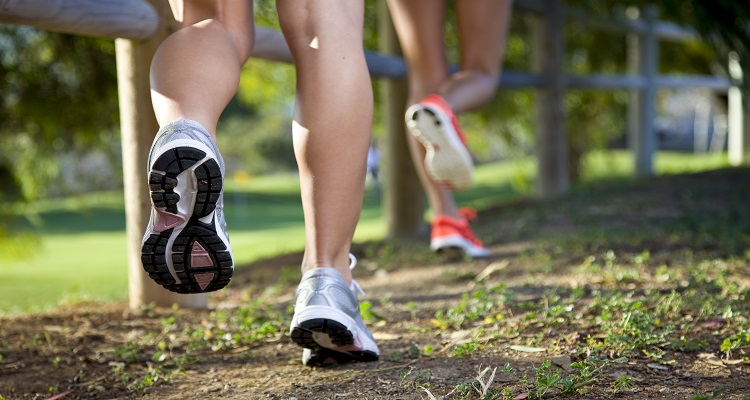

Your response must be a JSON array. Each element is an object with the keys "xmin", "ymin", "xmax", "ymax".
[{"xmin": 0, "ymin": 0, "xmax": 158, "ymax": 39}]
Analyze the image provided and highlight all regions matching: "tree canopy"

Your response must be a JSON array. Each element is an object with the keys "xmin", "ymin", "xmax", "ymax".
[{"xmin": 0, "ymin": 0, "xmax": 748, "ymax": 201}]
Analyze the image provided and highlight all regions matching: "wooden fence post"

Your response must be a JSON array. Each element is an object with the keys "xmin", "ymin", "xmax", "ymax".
[
  {"xmin": 628, "ymin": 5, "xmax": 659, "ymax": 177},
  {"xmin": 115, "ymin": 0, "xmax": 207, "ymax": 309},
  {"xmin": 532, "ymin": 0, "xmax": 568, "ymax": 197},
  {"xmin": 378, "ymin": 0, "xmax": 426, "ymax": 239}
]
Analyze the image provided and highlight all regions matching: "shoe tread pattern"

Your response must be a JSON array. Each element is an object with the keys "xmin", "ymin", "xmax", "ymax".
[
  {"xmin": 291, "ymin": 318, "xmax": 379, "ymax": 366},
  {"xmin": 407, "ymin": 108, "xmax": 472, "ymax": 190},
  {"xmin": 141, "ymin": 146, "xmax": 232, "ymax": 293}
]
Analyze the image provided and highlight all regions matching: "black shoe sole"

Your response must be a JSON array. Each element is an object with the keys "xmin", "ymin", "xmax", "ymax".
[
  {"xmin": 303, "ymin": 347, "xmax": 380, "ymax": 367},
  {"xmin": 140, "ymin": 146, "xmax": 233, "ymax": 294},
  {"xmin": 291, "ymin": 318, "xmax": 379, "ymax": 366}
]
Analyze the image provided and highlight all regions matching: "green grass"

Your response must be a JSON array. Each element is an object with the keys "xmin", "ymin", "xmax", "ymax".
[{"xmin": 0, "ymin": 150, "xmax": 732, "ymax": 313}]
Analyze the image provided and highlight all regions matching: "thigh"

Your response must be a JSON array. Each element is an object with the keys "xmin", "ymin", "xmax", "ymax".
[
  {"xmin": 168, "ymin": 0, "xmax": 253, "ymax": 30},
  {"xmin": 455, "ymin": 0, "xmax": 512, "ymax": 75},
  {"xmin": 386, "ymin": 0, "xmax": 449, "ymax": 93}
]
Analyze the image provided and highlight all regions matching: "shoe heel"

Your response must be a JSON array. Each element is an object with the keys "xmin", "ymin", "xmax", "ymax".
[{"xmin": 291, "ymin": 318, "xmax": 354, "ymax": 350}]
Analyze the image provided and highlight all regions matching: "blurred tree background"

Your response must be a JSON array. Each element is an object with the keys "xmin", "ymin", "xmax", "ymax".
[{"xmin": 1, "ymin": 0, "xmax": 748, "ymax": 258}]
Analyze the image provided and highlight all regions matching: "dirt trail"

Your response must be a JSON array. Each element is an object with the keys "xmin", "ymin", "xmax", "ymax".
[{"xmin": 2, "ymin": 168, "xmax": 750, "ymax": 399}]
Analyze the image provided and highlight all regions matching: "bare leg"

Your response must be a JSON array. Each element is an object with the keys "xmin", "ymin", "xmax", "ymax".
[
  {"xmin": 150, "ymin": 0, "xmax": 254, "ymax": 139},
  {"xmin": 140, "ymin": 1, "xmax": 253, "ymax": 294},
  {"xmin": 447, "ymin": 0, "xmax": 513, "ymax": 113},
  {"xmin": 277, "ymin": 0, "xmax": 371, "ymax": 283},
  {"xmin": 386, "ymin": 0, "xmax": 460, "ymax": 218}
]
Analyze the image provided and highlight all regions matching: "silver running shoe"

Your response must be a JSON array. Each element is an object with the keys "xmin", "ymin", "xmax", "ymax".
[
  {"xmin": 290, "ymin": 254, "xmax": 380, "ymax": 366},
  {"xmin": 140, "ymin": 119, "xmax": 233, "ymax": 294}
]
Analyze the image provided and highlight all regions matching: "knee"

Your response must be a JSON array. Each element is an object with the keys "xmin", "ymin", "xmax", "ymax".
[
  {"xmin": 468, "ymin": 69, "xmax": 500, "ymax": 89},
  {"xmin": 277, "ymin": 2, "xmax": 362, "ymax": 52},
  {"xmin": 456, "ymin": 69, "xmax": 500, "ymax": 101},
  {"xmin": 228, "ymin": 19, "xmax": 254, "ymax": 62},
  {"xmin": 176, "ymin": 1, "xmax": 254, "ymax": 63},
  {"xmin": 277, "ymin": 6, "xmax": 323, "ymax": 51}
]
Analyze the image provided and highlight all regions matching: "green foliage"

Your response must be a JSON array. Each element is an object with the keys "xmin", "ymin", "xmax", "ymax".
[
  {"xmin": 400, "ymin": 368, "xmax": 433, "ymax": 390},
  {"xmin": 0, "ymin": 26, "xmax": 119, "ymax": 200},
  {"xmin": 359, "ymin": 300, "xmax": 384, "ymax": 324},
  {"xmin": 690, "ymin": 389, "xmax": 728, "ymax": 400},
  {"xmin": 390, "ymin": 344, "xmax": 422, "ymax": 362},
  {"xmin": 432, "ymin": 284, "xmax": 508, "ymax": 330},
  {"xmin": 568, "ymin": 1, "xmax": 750, "ymax": 89},
  {"xmin": 460, "ymin": 357, "xmax": 630, "ymax": 399},
  {"xmin": 720, "ymin": 328, "xmax": 750, "ymax": 358},
  {"xmin": 453, "ymin": 340, "xmax": 481, "ymax": 357}
]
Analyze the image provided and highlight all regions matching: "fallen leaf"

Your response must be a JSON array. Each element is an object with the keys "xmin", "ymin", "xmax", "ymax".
[
  {"xmin": 723, "ymin": 359, "xmax": 744, "ymax": 365},
  {"xmin": 509, "ymin": 345, "xmax": 546, "ymax": 353},
  {"xmin": 703, "ymin": 319, "xmax": 723, "ymax": 328},
  {"xmin": 512, "ymin": 393, "xmax": 529, "ymax": 400},
  {"xmin": 47, "ymin": 389, "xmax": 75, "ymax": 400},
  {"xmin": 697, "ymin": 353, "xmax": 726, "ymax": 367},
  {"xmin": 647, "ymin": 363, "xmax": 668, "ymax": 370},
  {"xmin": 450, "ymin": 330, "xmax": 472, "ymax": 340},
  {"xmin": 372, "ymin": 332, "xmax": 400, "ymax": 340},
  {"xmin": 552, "ymin": 355, "xmax": 572, "ymax": 368},
  {"xmin": 610, "ymin": 370, "xmax": 628, "ymax": 378}
]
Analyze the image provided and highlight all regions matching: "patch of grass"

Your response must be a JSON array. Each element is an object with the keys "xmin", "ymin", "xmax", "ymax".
[
  {"xmin": 432, "ymin": 284, "xmax": 509, "ymax": 331},
  {"xmin": 426, "ymin": 225, "xmax": 749, "ymax": 395},
  {"xmin": 1, "ymin": 156, "xmax": 531, "ymax": 313},
  {"xmin": 400, "ymin": 367, "xmax": 433, "ymax": 390},
  {"xmin": 97, "ymin": 293, "xmax": 292, "ymax": 393},
  {"xmin": 0, "ymin": 151, "xmax": 737, "ymax": 313}
]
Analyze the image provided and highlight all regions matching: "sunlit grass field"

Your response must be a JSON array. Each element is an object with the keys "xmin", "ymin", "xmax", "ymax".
[{"xmin": 0, "ymin": 150, "xmax": 730, "ymax": 313}]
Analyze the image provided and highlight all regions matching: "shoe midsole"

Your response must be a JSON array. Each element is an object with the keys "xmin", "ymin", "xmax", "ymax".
[{"xmin": 291, "ymin": 305, "xmax": 357, "ymax": 334}]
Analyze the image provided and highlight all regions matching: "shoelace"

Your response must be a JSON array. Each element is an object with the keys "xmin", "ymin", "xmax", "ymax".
[
  {"xmin": 456, "ymin": 208, "xmax": 484, "ymax": 247},
  {"xmin": 348, "ymin": 253, "xmax": 366, "ymax": 296}
]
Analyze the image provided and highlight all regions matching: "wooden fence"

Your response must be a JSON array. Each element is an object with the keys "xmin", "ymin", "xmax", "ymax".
[{"xmin": 1, "ymin": 0, "xmax": 747, "ymax": 309}]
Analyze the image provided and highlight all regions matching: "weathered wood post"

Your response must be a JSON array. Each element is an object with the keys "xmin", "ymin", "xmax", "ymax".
[
  {"xmin": 531, "ymin": 0, "xmax": 568, "ymax": 197},
  {"xmin": 627, "ymin": 5, "xmax": 659, "ymax": 177},
  {"xmin": 378, "ymin": 0, "xmax": 425, "ymax": 239},
  {"xmin": 115, "ymin": 0, "xmax": 207, "ymax": 309}
]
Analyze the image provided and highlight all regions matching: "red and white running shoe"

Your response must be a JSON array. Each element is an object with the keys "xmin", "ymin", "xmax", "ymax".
[
  {"xmin": 431, "ymin": 208, "xmax": 489, "ymax": 258},
  {"xmin": 406, "ymin": 94, "xmax": 473, "ymax": 191}
]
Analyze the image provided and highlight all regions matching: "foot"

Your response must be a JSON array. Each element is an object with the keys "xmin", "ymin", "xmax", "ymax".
[
  {"xmin": 405, "ymin": 94, "xmax": 474, "ymax": 191},
  {"xmin": 431, "ymin": 208, "xmax": 489, "ymax": 258},
  {"xmin": 140, "ymin": 119, "xmax": 233, "ymax": 294},
  {"xmin": 290, "ymin": 254, "xmax": 380, "ymax": 367}
]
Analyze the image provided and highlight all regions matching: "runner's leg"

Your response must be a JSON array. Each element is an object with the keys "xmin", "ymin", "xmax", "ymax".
[{"xmin": 277, "ymin": 0, "xmax": 371, "ymax": 283}]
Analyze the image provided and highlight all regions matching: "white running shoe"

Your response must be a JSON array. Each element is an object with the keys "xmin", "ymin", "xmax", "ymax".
[
  {"xmin": 406, "ymin": 94, "xmax": 474, "ymax": 191},
  {"xmin": 140, "ymin": 119, "xmax": 233, "ymax": 294},
  {"xmin": 290, "ymin": 254, "xmax": 380, "ymax": 366}
]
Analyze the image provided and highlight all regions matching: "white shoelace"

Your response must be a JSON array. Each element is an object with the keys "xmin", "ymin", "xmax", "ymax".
[{"xmin": 348, "ymin": 253, "xmax": 366, "ymax": 296}]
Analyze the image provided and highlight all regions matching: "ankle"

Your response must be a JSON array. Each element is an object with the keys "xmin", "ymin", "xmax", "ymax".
[{"xmin": 301, "ymin": 263, "xmax": 353, "ymax": 285}]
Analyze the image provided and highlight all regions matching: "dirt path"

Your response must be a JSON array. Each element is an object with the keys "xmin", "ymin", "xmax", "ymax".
[{"xmin": 2, "ymin": 168, "xmax": 750, "ymax": 399}]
